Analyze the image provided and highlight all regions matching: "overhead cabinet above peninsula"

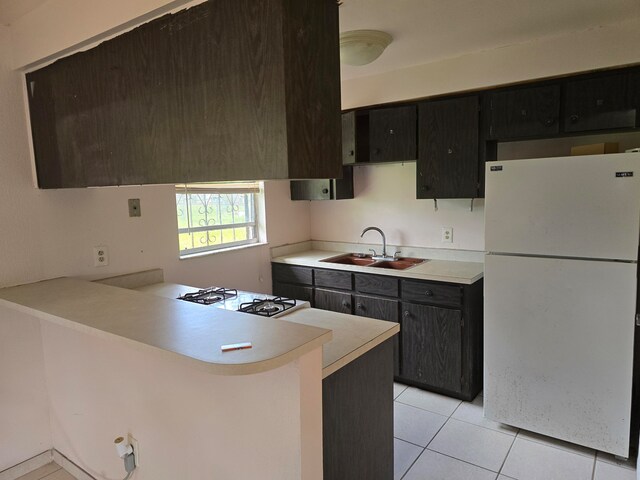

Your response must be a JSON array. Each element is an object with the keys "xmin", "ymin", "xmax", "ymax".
[{"xmin": 26, "ymin": 0, "xmax": 341, "ymax": 188}]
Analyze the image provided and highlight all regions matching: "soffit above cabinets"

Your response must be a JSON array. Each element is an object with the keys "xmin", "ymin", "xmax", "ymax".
[{"xmin": 339, "ymin": 0, "xmax": 640, "ymax": 80}]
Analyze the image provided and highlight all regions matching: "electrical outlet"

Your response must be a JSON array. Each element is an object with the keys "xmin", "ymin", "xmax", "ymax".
[
  {"xmin": 128, "ymin": 434, "xmax": 140, "ymax": 467},
  {"xmin": 93, "ymin": 246, "xmax": 109, "ymax": 267},
  {"xmin": 441, "ymin": 227, "xmax": 453, "ymax": 243}
]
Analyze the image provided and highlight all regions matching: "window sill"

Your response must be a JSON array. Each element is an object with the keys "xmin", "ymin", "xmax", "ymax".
[{"xmin": 179, "ymin": 242, "xmax": 268, "ymax": 260}]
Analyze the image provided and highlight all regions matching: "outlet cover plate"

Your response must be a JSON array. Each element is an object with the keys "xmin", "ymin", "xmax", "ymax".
[
  {"xmin": 93, "ymin": 246, "xmax": 109, "ymax": 267},
  {"xmin": 441, "ymin": 227, "xmax": 453, "ymax": 243},
  {"xmin": 128, "ymin": 199, "xmax": 141, "ymax": 217}
]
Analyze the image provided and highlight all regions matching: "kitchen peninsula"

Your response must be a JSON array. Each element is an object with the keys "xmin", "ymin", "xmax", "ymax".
[{"xmin": 0, "ymin": 277, "xmax": 398, "ymax": 480}]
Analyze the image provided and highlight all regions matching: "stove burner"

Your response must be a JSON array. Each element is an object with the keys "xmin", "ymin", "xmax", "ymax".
[
  {"xmin": 178, "ymin": 287, "xmax": 238, "ymax": 305},
  {"xmin": 238, "ymin": 297, "xmax": 296, "ymax": 317}
]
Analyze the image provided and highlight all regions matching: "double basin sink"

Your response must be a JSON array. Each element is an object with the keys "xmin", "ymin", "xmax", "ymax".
[{"xmin": 320, "ymin": 253, "xmax": 426, "ymax": 271}]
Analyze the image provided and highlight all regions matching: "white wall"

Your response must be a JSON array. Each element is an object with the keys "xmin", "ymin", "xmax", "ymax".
[
  {"xmin": 41, "ymin": 320, "xmax": 322, "ymax": 480},
  {"xmin": 0, "ymin": 308, "xmax": 51, "ymax": 471},
  {"xmin": 311, "ymin": 163, "xmax": 485, "ymax": 251}
]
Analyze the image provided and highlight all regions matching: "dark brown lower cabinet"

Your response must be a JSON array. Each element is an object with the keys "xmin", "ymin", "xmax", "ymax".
[
  {"xmin": 315, "ymin": 288, "xmax": 352, "ymax": 314},
  {"xmin": 272, "ymin": 283, "xmax": 313, "ymax": 303},
  {"xmin": 272, "ymin": 262, "xmax": 483, "ymax": 400},
  {"xmin": 401, "ymin": 302, "xmax": 463, "ymax": 394},
  {"xmin": 323, "ymin": 339, "xmax": 393, "ymax": 480},
  {"xmin": 354, "ymin": 294, "xmax": 400, "ymax": 377}
]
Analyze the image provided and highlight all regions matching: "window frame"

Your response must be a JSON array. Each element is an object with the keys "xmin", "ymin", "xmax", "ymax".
[{"xmin": 175, "ymin": 183, "xmax": 260, "ymax": 257}]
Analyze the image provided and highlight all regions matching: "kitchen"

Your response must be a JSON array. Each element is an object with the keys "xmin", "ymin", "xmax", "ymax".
[{"xmin": 1, "ymin": 1, "xmax": 639, "ymax": 480}]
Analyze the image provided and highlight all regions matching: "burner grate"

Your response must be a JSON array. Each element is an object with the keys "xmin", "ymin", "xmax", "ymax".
[
  {"xmin": 178, "ymin": 287, "xmax": 238, "ymax": 305},
  {"xmin": 238, "ymin": 297, "xmax": 296, "ymax": 317}
]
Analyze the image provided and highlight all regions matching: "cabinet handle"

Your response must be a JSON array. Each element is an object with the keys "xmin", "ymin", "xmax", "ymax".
[
  {"xmin": 342, "ymin": 301, "xmax": 350, "ymax": 308},
  {"xmin": 403, "ymin": 311, "xmax": 410, "ymax": 318},
  {"xmin": 521, "ymin": 109, "xmax": 527, "ymax": 117},
  {"xmin": 389, "ymin": 129, "xmax": 395, "ymax": 135},
  {"xmin": 356, "ymin": 302, "xmax": 364, "ymax": 310},
  {"xmin": 422, "ymin": 185, "xmax": 429, "ymax": 191},
  {"xmin": 570, "ymin": 114, "xmax": 579, "ymax": 123},
  {"xmin": 349, "ymin": 150, "xmax": 355, "ymax": 156},
  {"xmin": 447, "ymin": 147, "xmax": 454, "ymax": 154},
  {"xmin": 424, "ymin": 290, "xmax": 433, "ymax": 297},
  {"xmin": 544, "ymin": 118, "xmax": 555, "ymax": 126},
  {"xmin": 322, "ymin": 188, "xmax": 329, "ymax": 194}
]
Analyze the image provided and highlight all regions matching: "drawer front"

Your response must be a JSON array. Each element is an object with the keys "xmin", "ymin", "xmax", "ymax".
[
  {"xmin": 355, "ymin": 273, "xmax": 399, "ymax": 297},
  {"xmin": 401, "ymin": 279, "xmax": 463, "ymax": 307},
  {"xmin": 272, "ymin": 263, "xmax": 313, "ymax": 286},
  {"xmin": 315, "ymin": 268, "xmax": 352, "ymax": 290},
  {"xmin": 315, "ymin": 288, "xmax": 352, "ymax": 314},
  {"xmin": 272, "ymin": 282, "xmax": 313, "ymax": 304}
]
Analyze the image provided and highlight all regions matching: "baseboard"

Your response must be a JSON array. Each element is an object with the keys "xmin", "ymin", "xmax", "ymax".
[
  {"xmin": 52, "ymin": 450, "xmax": 95, "ymax": 480},
  {"xmin": 0, "ymin": 450, "xmax": 96, "ymax": 480},
  {"xmin": 0, "ymin": 451, "xmax": 52, "ymax": 480}
]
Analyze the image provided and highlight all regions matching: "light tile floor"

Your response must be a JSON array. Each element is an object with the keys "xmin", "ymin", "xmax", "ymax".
[
  {"xmin": 15, "ymin": 463, "xmax": 76, "ymax": 480},
  {"xmin": 394, "ymin": 383, "xmax": 638, "ymax": 480}
]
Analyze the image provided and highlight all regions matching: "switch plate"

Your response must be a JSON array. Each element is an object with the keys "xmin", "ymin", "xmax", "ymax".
[
  {"xmin": 128, "ymin": 199, "xmax": 141, "ymax": 217},
  {"xmin": 441, "ymin": 227, "xmax": 453, "ymax": 243},
  {"xmin": 93, "ymin": 246, "xmax": 109, "ymax": 267}
]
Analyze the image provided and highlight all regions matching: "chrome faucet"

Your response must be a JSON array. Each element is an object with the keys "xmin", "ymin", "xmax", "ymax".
[{"xmin": 360, "ymin": 226, "xmax": 394, "ymax": 261}]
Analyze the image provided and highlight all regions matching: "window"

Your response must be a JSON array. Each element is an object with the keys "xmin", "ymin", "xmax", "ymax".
[{"xmin": 176, "ymin": 182, "xmax": 260, "ymax": 256}]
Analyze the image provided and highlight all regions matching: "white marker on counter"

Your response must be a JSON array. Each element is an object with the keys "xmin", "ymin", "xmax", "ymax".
[{"xmin": 221, "ymin": 342, "xmax": 252, "ymax": 352}]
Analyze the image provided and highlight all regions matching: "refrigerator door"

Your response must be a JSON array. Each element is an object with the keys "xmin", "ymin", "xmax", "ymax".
[
  {"xmin": 485, "ymin": 153, "xmax": 640, "ymax": 261},
  {"xmin": 484, "ymin": 254, "xmax": 637, "ymax": 456}
]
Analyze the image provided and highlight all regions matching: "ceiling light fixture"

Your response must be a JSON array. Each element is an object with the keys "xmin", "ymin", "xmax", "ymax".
[{"xmin": 339, "ymin": 30, "xmax": 393, "ymax": 66}]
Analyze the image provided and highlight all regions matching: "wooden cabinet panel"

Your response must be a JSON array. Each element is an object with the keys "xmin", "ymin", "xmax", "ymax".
[
  {"xmin": 354, "ymin": 274, "xmax": 398, "ymax": 297},
  {"xmin": 315, "ymin": 269, "xmax": 352, "ymax": 290},
  {"xmin": 630, "ymin": 71, "xmax": 640, "ymax": 127},
  {"xmin": 369, "ymin": 106, "xmax": 417, "ymax": 163},
  {"xmin": 315, "ymin": 288, "xmax": 352, "ymax": 314},
  {"xmin": 401, "ymin": 279, "xmax": 463, "ymax": 308},
  {"xmin": 272, "ymin": 264, "xmax": 313, "ymax": 286},
  {"xmin": 354, "ymin": 294, "xmax": 400, "ymax": 376},
  {"xmin": 26, "ymin": 0, "xmax": 341, "ymax": 188},
  {"xmin": 289, "ymin": 166, "xmax": 354, "ymax": 201},
  {"xmin": 342, "ymin": 111, "xmax": 357, "ymax": 164},
  {"xmin": 487, "ymin": 84, "xmax": 560, "ymax": 139},
  {"xmin": 401, "ymin": 302, "xmax": 462, "ymax": 393},
  {"xmin": 323, "ymin": 339, "xmax": 393, "ymax": 480},
  {"xmin": 417, "ymin": 96, "xmax": 479, "ymax": 199},
  {"xmin": 272, "ymin": 282, "xmax": 314, "ymax": 304},
  {"xmin": 564, "ymin": 73, "xmax": 636, "ymax": 132}
]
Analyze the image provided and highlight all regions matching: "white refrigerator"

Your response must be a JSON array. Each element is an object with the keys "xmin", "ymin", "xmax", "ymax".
[{"xmin": 484, "ymin": 153, "xmax": 640, "ymax": 457}]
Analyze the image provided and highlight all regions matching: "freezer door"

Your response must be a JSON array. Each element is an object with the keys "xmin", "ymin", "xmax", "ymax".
[
  {"xmin": 484, "ymin": 254, "xmax": 637, "ymax": 456},
  {"xmin": 485, "ymin": 153, "xmax": 640, "ymax": 261}
]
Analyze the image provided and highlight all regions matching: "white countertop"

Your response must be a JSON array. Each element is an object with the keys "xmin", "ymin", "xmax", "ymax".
[
  {"xmin": 272, "ymin": 250, "xmax": 484, "ymax": 284},
  {"xmin": 137, "ymin": 282, "xmax": 400, "ymax": 378},
  {"xmin": 0, "ymin": 278, "xmax": 332, "ymax": 376}
]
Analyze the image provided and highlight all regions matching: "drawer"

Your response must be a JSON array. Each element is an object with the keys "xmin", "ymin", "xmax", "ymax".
[
  {"xmin": 272, "ymin": 282, "xmax": 313, "ymax": 303},
  {"xmin": 401, "ymin": 279, "xmax": 463, "ymax": 307},
  {"xmin": 272, "ymin": 264, "xmax": 313, "ymax": 286},
  {"xmin": 314, "ymin": 268, "xmax": 352, "ymax": 290},
  {"xmin": 354, "ymin": 273, "xmax": 399, "ymax": 297}
]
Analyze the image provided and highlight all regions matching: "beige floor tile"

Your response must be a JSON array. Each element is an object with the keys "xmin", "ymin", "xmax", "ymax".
[
  {"xmin": 394, "ymin": 382, "xmax": 408, "ymax": 400},
  {"xmin": 403, "ymin": 449, "xmax": 497, "ymax": 480},
  {"xmin": 452, "ymin": 395, "xmax": 518, "ymax": 436},
  {"xmin": 396, "ymin": 387, "xmax": 461, "ymax": 416},
  {"xmin": 394, "ymin": 438, "xmax": 423, "ymax": 480},
  {"xmin": 593, "ymin": 460, "xmax": 636, "ymax": 480},
  {"xmin": 394, "ymin": 401, "xmax": 448, "ymax": 447},
  {"xmin": 517, "ymin": 429, "xmax": 595, "ymax": 458}
]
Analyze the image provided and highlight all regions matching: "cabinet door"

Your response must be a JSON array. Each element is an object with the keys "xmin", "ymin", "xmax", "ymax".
[
  {"xmin": 369, "ymin": 106, "xmax": 417, "ymax": 163},
  {"xmin": 417, "ymin": 96, "xmax": 479, "ymax": 199},
  {"xmin": 354, "ymin": 295, "xmax": 400, "ymax": 376},
  {"xmin": 290, "ymin": 180, "xmax": 331, "ymax": 200},
  {"xmin": 630, "ymin": 71, "xmax": 640, "ymax": 127},
  {"xmin": 488, "ymin": 84, "xmax": 560, "ymax": 139},
  {"xmin": 401, "ymin": 302, "xmax": 462, "ymax": 393},
  {"xmin": 272, "ymin": 282, "xmax": 314, "ymax": 304},
  {"xmin": 564, "ymin": 73, "xmax": 636, "ymax": 132},
  {"xmin": 342, "ymin": 112, "xmax": 356, "ymax": 164},
  {"xmin": 315, "ymin": 289, "xmax": 352, "ymax": 314}
]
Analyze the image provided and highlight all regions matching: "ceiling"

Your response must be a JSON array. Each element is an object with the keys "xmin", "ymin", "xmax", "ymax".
[
  {"xmin": 1, "ymin": 0, "xmax": 638, "ymax": 78},
  {"xmin": 339, "ymin": 0, "xmax": 640, "ymax": 80}
]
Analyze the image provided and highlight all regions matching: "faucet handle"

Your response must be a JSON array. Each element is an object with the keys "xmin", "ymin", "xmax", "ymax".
[
  {"xmin": 368, "ymin": 248, "xmax": 377, "ymax": 257},
  {"xmin": 393, "ymin": 251, "xmax": 402, "ymax": 259}
]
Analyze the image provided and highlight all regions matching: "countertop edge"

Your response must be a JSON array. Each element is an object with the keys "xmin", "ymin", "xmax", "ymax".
[
  {"xmin": 271, "ymin": 253, "xmax": 484, "ymax": 285},
  {"xmin": 0, "ymin": 297, "xmax": 333, "ymax": 376},
  {"xmin": 321, "ymin": 324, "xmax": 400, "ymax": 379}
]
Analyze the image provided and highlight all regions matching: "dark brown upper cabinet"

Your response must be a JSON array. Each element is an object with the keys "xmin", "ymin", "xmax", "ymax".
[
  {"xmin": 417, "ymin": 96, "xmax": 480, "ymax": 199},
  {"xmin": 290, "ymin": 166, "xmax": 354, "ymax": 201},
  {"xmin": 630, "ymin": 71, "xmax": 640, "ymax": 126},
  {"xmin": 368, "ymin": 106, "xmax": 417, "ymax": 163},
  {"xmin": 486, "ymin": 84, "xmax": 561, "ymax": 140},
  {"xmin": 342, "ymin": 112, "xmax": 357, "ymax": 165},
  {"xmin": 563, "ymin": 72, "xmax": 636, "ymax": 133},
  {"xmin": 26, "ymin": 0, "xmax": 341, "ymax": 189}
]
